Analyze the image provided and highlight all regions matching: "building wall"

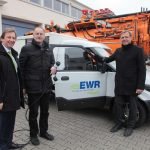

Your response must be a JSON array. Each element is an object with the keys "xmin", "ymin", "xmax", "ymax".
[{"xmin": 0, "ymin": 0, "xmax": 92, "ymax": 35}]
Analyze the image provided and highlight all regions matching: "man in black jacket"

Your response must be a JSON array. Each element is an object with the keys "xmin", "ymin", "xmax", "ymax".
[
  {"xmin": 19, "ymin": 26, "xmax": 56, "ymax": 145},
  {"xmin": 104, "ymin": 30, "xmax": 146, "ymax": 137},
  {"xmin": 0, "ymin": 28, "xmax": 24, "ymax": 150}
]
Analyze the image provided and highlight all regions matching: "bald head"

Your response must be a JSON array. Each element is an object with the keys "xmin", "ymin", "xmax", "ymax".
[{"xmin": 33, "ymin": 26, "xmax": 45, "ymax": 45}]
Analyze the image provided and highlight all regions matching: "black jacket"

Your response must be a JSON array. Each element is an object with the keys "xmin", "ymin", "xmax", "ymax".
[
  {"xmin": 0, "ymin": 44, "xmax": 24, "ymax": 111},
  {"xmin": 19, "ymin": 39, "xmax": 55, "ymax": 93},
  {"xmin": 105, "ymin": 44, "xmax": 146, "ymax": 95}
]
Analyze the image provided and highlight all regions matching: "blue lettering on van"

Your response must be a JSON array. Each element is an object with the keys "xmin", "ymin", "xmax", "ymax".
[{"xmin": 80, "ymin": 81, "xmax": 100, "ymax": 89}]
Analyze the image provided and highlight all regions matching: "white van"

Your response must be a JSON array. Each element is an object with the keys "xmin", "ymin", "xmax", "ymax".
[{"xmin": 14, "ymin": 32, "xmax": 150, "ymax": 127}]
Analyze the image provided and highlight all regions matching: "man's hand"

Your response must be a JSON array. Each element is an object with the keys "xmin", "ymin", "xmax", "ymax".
[
  {"xmin": 0, "ymin": 102, "xmax": 3, "ymax": 110},
  {"xmin": 136, "ymin": 89, "xmax": 144, "ymax": 95},
  {"xmin": 50, "ymin": 66, "xmax": 57, "ymax": 75}
]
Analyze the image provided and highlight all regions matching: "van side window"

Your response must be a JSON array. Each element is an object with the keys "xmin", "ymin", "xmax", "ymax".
[{"xmin": 64, "ymin": 47, "xmax": 96, "ymax": 71}]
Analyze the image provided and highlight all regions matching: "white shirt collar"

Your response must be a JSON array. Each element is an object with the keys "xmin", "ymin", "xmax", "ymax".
[{"xmin": 2, "ymin": 44, "xmax": 11, "ymax": 53}]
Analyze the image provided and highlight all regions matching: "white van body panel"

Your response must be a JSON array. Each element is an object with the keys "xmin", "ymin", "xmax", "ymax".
[
  {"xmin": 55, "ymin": 71, "xmax": 107, "ymax": 99},
  {"xmin": 14, "ymin": 32, "xmax": 150, "ymax": 113}
]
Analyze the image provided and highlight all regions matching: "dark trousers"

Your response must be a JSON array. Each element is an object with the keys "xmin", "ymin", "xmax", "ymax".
[
  {"xmin": 114, "ymin": 95, "xmax": 137, "ymax": 128},
  {"xmin": 0, "ymin": 111, "xmax": 16, "ymax": 150},
  {"xmin": 28, "ymin": 93, "xmax": 50, "ymax": 137}
]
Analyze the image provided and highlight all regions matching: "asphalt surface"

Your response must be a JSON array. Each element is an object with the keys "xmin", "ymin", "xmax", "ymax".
[{"xmin": 13, "ymin": 101, "xmax": 150, "ymax": 150}]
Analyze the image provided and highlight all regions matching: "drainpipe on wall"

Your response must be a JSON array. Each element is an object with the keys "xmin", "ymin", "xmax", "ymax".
[{"xmin": 0, "ymin": 0, "xmax": 7, "ymax": 35}]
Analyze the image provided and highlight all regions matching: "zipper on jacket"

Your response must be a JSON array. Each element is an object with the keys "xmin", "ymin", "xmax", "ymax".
[{"xmin": 41, "ymin": 50, "xmax": 44, "ymax": 92}]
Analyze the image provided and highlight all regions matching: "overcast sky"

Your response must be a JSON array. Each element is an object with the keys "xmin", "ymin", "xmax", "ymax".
[{"xmin": 77, "ymin": 0, "xmax": 150, "ymax": 15}]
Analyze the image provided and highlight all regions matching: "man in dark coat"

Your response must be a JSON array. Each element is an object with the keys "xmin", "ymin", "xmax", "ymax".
[
  {"xmin": 105, "ymin": 30, "xmax": 146, "ymax": 136},
  {"xmin": 19, "ymin": 26, "xmax": 56, "ymax": 145},
  {"xmin": 0, "ymin": 28, "xmax": 24, "ymax": 150}
]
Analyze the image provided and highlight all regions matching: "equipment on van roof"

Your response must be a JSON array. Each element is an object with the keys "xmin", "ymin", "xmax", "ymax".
[{"xmin": 25, "ymin": 8, "xmax": 150, "ymax": 58}]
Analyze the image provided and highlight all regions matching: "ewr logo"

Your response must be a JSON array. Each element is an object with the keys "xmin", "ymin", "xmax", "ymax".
[{"xmin": 80, "ymin": 81, "xmax": 100, "ymax": 89}]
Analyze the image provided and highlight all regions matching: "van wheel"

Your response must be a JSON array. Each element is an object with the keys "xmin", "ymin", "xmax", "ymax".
[{"xmin": 123, "ymin": 100, "xmax": 146, "ymax": 127}]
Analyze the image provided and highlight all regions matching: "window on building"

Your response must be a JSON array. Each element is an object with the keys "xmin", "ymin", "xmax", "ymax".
[
  {"xmin": 28, "ymin": 0, "xmax": 82, "ymax": 19},
  {"xmin": 71, "ymin": 7, "xmax": 77, "ymax": 18},
  {"xmin": 30, "ymin": 0, "xmax": 41, "ymax": 5},
  {"xmin": 77, "ymin": 10, "xmax": 82, "ymax": 19},
  {"xmin": 54, "ymin": 0, "xmax": 61, "ymax": 12},
  {"xmin": 43, "ymin": 0, "xmax": 52, "ymax": 9},
  {"xmin": 71, "ymin": 6, "xmax": 82, "ymax": 19},
  {"xmin": 62, "ymin": 2, "xmax": 69, "ymax": 15}
]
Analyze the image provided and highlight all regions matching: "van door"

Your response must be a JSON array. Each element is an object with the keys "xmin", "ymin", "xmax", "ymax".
[{"xmin": 52, "ymin": 45, "xmax": 108, "ymax": 110}]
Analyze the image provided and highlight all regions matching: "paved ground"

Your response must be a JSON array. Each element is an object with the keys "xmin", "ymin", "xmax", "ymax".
[{"xmin": 14, "ymin": 101, "xmax": 150, "ymax": 150}]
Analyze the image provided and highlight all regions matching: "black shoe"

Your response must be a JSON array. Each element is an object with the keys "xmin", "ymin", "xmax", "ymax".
[
  {"xmin": 30, "ymin": 136, "xmax": 40, "ymax": 145},
  {"xmin": 9, "ymin": 142, "xmax": 23, "ymax": 149},
  {"xmin": 40, "ymin": 132, "xmax": 54, "ymax": 141},
  {"xmin": 124, "ymin": 128, "xmax": 133, "ymax": 137},
  {"xmin": 110, "ymin": 123, "xmax": 123, "ymax": 132}
]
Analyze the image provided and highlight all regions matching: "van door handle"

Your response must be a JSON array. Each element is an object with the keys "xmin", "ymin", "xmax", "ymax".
[{"xmin": 61, "ymin": 76, "xmax": 69, "ymax": 81}]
